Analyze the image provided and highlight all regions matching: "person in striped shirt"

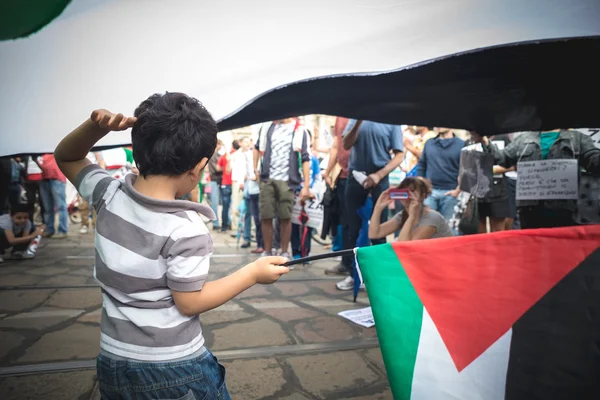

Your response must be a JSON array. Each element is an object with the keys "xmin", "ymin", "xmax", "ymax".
[{"xmin": 54, "ymin": 92, "xmax": 289, "ymax": 399}]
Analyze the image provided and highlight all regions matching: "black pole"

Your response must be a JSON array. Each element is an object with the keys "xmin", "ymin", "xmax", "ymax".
[{"xmin": 282, "ymin": 249, "xmax": 355, "ymax": 267}]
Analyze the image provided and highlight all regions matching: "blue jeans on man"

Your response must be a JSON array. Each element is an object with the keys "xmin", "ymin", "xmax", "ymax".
[
  {"xmin": 40, "ymin": 179, "xmax": 68, "ymax": 235},
  {"xmin": 424, "ymin": 188, "xmax": 458, "ymax": 221},
  {"xmin": 219, "ymin": 185, "xmax": 232, "ymax": 230},
  {"xmin": 209, "ymin": 181, "xmax": 220, "ymax": 228},
  {"xmin": 243, "ymin": 196, "xmax": 252, "ymax": 243}
]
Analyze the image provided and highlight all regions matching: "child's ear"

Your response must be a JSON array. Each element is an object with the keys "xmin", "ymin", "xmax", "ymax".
[{"xmin": 192, "ymin": 158, "xmax": 208, "ymax": 177}]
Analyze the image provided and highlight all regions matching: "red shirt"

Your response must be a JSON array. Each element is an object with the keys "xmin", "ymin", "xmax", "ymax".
[
  {"xmin": 334, "ymin": 117, "xmax": 351, "ymax": 179},
  {"xmin": 40, "ymin": 154, "xmax": 66, "ymax": 182},
  {"xmin": 218, "ymin": 153, "xmax": 232, "ymax": 185}
]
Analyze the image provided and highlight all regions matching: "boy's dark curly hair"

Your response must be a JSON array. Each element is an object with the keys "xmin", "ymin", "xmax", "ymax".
[{"xmin": 131, "ymin": 92, "xmax": 217, "ymax": 177}]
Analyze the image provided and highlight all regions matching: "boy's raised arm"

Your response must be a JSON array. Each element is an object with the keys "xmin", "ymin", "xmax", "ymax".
[{"xmin": 55, "ymin": 110, "xmax": 136, "ymax": 183}]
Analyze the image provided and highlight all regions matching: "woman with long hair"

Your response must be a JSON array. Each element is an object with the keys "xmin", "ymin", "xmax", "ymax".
[{"xmin": 369, "ymin": 177, "xmax": 453, "ymax": 241}]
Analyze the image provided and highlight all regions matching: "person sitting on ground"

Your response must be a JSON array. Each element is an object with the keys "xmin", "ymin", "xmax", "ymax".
[
  {"xmin": 369, "ymin": 177, "xmax": 453, "ymax": 241},
  {"xmin": 0, "ymin": 204, "xmax": 45, "ymax": 263},
  {"xmin": 54, "ymin": 92, "xmax": 289, "ymax": 399}
]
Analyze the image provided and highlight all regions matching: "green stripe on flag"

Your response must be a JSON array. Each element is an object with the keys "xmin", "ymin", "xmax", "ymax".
[{"xmin": 357, "ymin": 243, "xmax": 423, "ymax": 400}]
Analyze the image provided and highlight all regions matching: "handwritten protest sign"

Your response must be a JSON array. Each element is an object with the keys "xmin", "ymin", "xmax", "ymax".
[
  {"xmin": 517, "ymin": 159, "xmax": 578, "ymax": 200},
  {"xmin": 292, "ymin": 180, "xmax": 326, "ymax": 230}
]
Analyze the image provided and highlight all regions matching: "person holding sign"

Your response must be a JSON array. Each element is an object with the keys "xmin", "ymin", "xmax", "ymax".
[{"xmin": 486, "ymin": 130, "xmax": 600, "ymax": 229}]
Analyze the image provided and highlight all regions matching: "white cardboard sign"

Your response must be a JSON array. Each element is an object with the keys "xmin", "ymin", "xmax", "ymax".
[{"xmin": 517, "ymin": 159, "xmax": 578, "ymax": 200}]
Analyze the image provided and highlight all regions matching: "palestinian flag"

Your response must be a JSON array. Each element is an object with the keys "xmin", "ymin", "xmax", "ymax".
[{"xmin": 356, "ymin": 225, "xmax": 600, "ymax": 400}]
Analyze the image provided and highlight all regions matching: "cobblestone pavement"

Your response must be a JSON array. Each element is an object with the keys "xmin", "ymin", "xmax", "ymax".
[{"xmin": 0, "ymin": 225, "xmax": 391, "ymax": 399}]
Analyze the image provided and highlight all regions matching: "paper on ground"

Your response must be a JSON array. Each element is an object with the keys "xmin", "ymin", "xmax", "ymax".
[{"xmin": 338, "ymin": 307, "xmax": 375, "ymax": 328}]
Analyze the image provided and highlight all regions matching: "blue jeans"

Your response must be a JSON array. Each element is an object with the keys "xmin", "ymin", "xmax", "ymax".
[
  {"xmin": 249, "ymin": 194, "xmax": 263, "ymax": 248},
  {"xmin": 209, "ymin": 181, "xmax": 220, "ymax": 228},
  {"xmin": 243, "ymin": 196, "xmax": 252, "ymax": 242},
  {"xmin": 424, "ymin": 188, "xmax": 458, "ymax": 221},
  {"xmin": 220, "ymin": 185, "xmax": 232, "ymax": 229},
  {"xmin": 40, "ymin": 179, "xmax": 68, "ymax": 234},
  {"xmin": 97, "ymin": 349, "xmax": 230, "ymax": 400}
]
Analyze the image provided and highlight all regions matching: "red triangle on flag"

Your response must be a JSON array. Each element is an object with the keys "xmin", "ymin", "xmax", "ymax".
[{"xmin": 392, "ymin": 225, "xmax": 600, "ymax": 372}]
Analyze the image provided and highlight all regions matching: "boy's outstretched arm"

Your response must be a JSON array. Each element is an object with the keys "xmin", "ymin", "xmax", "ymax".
[
  {"xmin": 55, "ymin": 110, "xmax": 136, "ymax": 183},
  {"xmin": 172, "ymin": 256, "xmax": 289, "ymax": 316}
]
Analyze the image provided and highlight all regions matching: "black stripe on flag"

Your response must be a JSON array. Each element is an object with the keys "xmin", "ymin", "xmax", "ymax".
[{"xmin": 505, "ymin": 248, "xmax": 600, "ymax": 400}]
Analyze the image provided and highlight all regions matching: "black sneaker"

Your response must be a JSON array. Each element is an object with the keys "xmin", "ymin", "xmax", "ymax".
[{"xmin": 240, "ymin": 242, "xmax": 251, "ymax": 249}]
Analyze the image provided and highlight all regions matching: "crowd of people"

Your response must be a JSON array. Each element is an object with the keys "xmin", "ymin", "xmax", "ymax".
[
  {"xmin": 1, "ymin": 116, "xmax": 599, "ymax": 284},
  {"xmin": 1, "ymin": 92, "xmax": 597, "ymax": 399}
]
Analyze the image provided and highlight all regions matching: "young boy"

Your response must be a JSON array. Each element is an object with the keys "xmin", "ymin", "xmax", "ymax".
[
  {"xmin": 54, "ymin": 92, "xmax": 289, "ymax": 399},
  {"xmin": 0, "ymin": 204, "xmax": 45, "ymax": 263}
]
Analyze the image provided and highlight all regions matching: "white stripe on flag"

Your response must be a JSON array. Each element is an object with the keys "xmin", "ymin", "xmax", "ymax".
[{"xmin": 410, "ymin": 309, "xmax": 512, "ymax": 400}]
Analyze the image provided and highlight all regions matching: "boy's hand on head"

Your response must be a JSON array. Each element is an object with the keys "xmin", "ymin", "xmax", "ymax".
[
  {"xmin": 250, "ymin": 256, "xmax": 290, "ymax": 284},
  {"xmin": 91, "ymin": 109, "xmax": 137, "ymax": 131}
]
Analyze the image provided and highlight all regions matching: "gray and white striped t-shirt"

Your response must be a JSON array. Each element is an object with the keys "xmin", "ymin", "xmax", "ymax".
[
  {"xmin": 269, "ymin": 122, "xmax": 295, "ymax": 181},
  {"xmin": 76, "ymin": 165, "xmax": 216, "ymax": 361}
]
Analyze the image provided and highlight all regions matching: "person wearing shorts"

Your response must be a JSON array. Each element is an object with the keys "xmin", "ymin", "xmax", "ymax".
[{"xmin": 253, "ymin": 119, "xmax": 311, "ymax": 259}]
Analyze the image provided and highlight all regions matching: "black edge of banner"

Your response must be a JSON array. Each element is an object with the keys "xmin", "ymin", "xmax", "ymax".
[
  {"xmin": 282, "ymin": 249, "xmax": 355, "ymax": 267},
  {"xmin": 217, "ymin": 36, "xmax": 600, "ymax": 135}
]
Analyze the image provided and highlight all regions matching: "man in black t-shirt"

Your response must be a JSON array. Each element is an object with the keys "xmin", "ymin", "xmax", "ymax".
[{"xmin": 208, "ymin": 139, "xmax": 224, "ymax": 230}]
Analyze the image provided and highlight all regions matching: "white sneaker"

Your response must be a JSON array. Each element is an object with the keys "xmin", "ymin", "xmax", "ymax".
[
  {"xmin": 80, "ymin": 225, "xmax": 89, "ymax": 234},
  {"xmin": 336, "ymin": 276, "xmax": 354, "ymax": 291}
]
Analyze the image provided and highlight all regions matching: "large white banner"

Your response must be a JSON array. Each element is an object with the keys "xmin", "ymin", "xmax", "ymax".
[{"xmin": 1, "ymin": 0, "xmax": 600, "ymax": 156}]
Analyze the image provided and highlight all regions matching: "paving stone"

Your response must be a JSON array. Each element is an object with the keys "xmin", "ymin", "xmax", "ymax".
[
  {"xmin": 0, "ymin": 290, "xmax": 54, "ymax": 312},
  {"xmin": 262, "ymin": 307, "xmax": 322, "ymax": 323},
  {"xmin": 200, "ymin": 309, "xmax": 254, "ymax": 325},
  {"xmin": 276, "ymin": 282, "xmax": 311, "ymax": 296},
  {"xmin": 278, "ymin": 394, "xmax": 312, "ymax": 400},
  {"xmin": 243, "ymin": 298, "xmax": 298, "ymax": 310},
  {"xmin": 295, "ymin": 316, "xmax": 356, "ymax": 343},
  {"xmin": 222, "ymin": 358, "xmax": 285, "ymax": 399},
  {"xmin": 0, "ymin": 370, "xmax": 96, "ymax": 400},
  {"xmin": 18, "ymin": 323, "xmax": 100, "ymax": 362},
  {"xmin": 39, "ymin": 275, "xmax": 88, "ymax": 286},
  {"xmin": 288, "ymin": 351, "xmax": 379, "ymax": 398},
  {"xmin": 363, "ymin": 348, "xmax": 387, "ymax": 375},
  {"xmin": 0, "ymin": 266, "xmax": 33, "ymax": 275},
  {"xmin": 211, "ymin": 318, "xmax": 291, "ymax": 350},
  {"xmin": 235, "ymin": 285, "xmax": 271, "ymax": 299},
  {"xmin": 46, "ymin": 289, "xmax": 102, "ymax": 309},
  {"xmin": 310, "ymin": 281, "xmax": 348, "ymax": 296},
  {"xmin": 0, "ymin": 274, "xmax": 43, "ymax": 286},
  {"xmin": 25, "ymin": 267, "xmax": 70, "ymax": 276},
  {"xmin": 77, "ymin": 307, "xmax": 102, "ymax": 324},
  {"xmin": 0, "ymin": 307, "xmax": 84, "ymax": 330},
  {"xmin": 339, "ymin": 388, "xmax": 393, "ymax": 400},
  {"xmin": 0, "ymin": 331, "xmax": 25, "ymax": 359},
  {"xmin": 68, "ymin": 267, "xmax": 94, "ymax": 277}
]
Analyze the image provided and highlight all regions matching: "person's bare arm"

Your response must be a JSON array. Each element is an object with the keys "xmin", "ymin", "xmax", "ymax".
[
  {"xmin": 171, "ymin": 257, "xmax": 289, "ymax": 316},
  {"xmin": 324, "ymin": 139, "xmax": 338, "ymax": 187},
  {"xmin": 55, "ymin": 110, "xmax": 136, "ymax": 184},
  {"xmin": 368, "ymin": 207, "xmax": 401, "ymax": 239},
  {"xmin": 363, "ymin": 151, "xmax": 405, "ymax": 189},
  {"xmin": 397, "ymin": 222, "xmax": 436, "ymax": 241},
  {"xmin": 3, "ymin": 226, "xmax": 43, "ymax": 246},
  {"xmin": 493, "ymin": 165, "xmax": 515, "ymax": 175},
  {"xmin": 342, "ymin": 120, "xmax": 363, "ymax": 150},
  {"xmin": 403, "ymin": 138, "xmax": 422, "ymax": 159}
]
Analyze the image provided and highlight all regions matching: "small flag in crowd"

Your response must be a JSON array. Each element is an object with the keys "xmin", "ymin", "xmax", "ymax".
[{"xmin": 356, "ymin": 225, "xmax": 600, "ymax": 400}]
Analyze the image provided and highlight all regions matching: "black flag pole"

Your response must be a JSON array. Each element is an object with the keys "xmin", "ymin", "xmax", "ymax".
[{"xmin": 282, "ymin": 249, "xmax": 355, "ymax": 267}]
